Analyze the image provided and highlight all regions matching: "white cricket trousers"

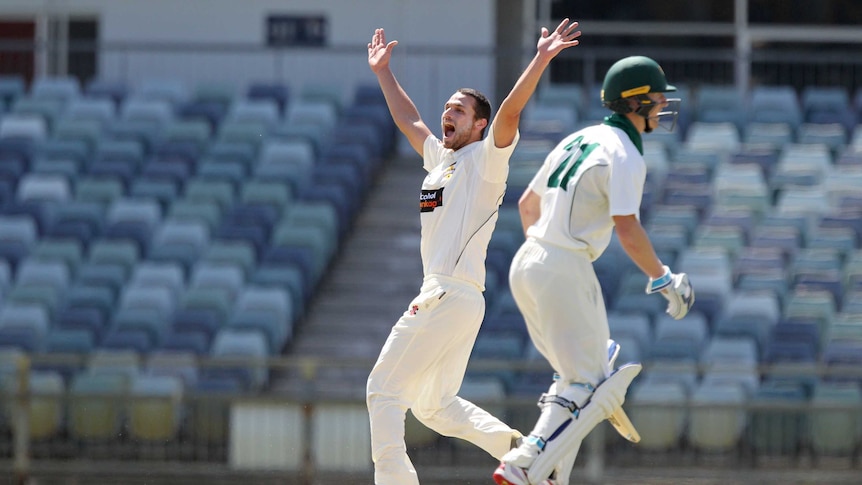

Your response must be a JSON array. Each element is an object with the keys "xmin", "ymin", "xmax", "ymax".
[
  {"xmin": 367, "ymin": 274, "xmax": 516, "ymax": 485},
  {"xmin": 508, "ymin": 238, "xmax": 610, "ymax": 387}
]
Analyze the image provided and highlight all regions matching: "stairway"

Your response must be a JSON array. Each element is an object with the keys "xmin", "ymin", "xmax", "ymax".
[{"xmin": 273, "ymin": 154, "xmax": 426, "ymax": 397}]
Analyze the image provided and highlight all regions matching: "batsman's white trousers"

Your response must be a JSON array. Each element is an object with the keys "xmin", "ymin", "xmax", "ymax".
[
  {"xmin": 367, "ymin": 274, "xmax": 516, "ymax": 485},
  {"xmin": 509, "ymin": 238, "xmax": 610, "ymax": 387}
]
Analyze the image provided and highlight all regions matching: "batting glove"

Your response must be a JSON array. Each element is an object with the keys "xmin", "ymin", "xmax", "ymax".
[{"xmin": 645, "ymin": 266, "xmax": 695, "ymax": 320}]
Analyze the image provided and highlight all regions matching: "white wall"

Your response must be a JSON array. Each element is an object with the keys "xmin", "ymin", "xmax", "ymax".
[{"xmin": 0, "ymin": 0, "xmax": 503, "ymax": 152}]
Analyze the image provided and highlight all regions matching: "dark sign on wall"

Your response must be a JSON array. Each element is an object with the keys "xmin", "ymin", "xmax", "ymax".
[{"xmin": 266, "ymin": 15, "xmax": 327, "ymax": 47}]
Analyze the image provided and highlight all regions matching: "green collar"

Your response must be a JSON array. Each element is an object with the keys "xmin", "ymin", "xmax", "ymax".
[{"xmin": 603, "ymin": 113, "xmax": 643, "ymax": 155}]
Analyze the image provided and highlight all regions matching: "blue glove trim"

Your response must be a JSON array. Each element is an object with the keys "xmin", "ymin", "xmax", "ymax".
[{"xmin": 646, "ymin": 267, "xmax": 672, "ymax": 294}]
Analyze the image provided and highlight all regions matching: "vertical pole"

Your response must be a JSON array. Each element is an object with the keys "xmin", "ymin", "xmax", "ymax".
[
  {"xmin": 300, "ymin": 359, "xmax": 317, "ymax": 485},
  {"xmin": 13, "ymin": 354, "xmax": 30, "ymax": 485},
  {"xmin": 494, "ymin": 0, "xmax": 527, "ymax": 110},
  {"xmin": 734, "ymin": 0, "xmax": 750, "ymax": 99}
]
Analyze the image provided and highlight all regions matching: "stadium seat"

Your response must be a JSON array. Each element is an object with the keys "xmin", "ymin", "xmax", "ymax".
[
  {"xmin": 299, "ymin": 83, "xmax": 343, "ymax": 114},
  {"xmin": 797, "ymin": 123, "xmax": 847, "ymax": 151},
  {"xmin": 250, "ymin": 264, "xmax": 308, "ymax": 316},
  {"xmin": 684, "ymin": 121, "xmax": 741, "ymax": 155},
  {"xmin": 3, "ymin": 370, "xmax": 65, "ymax": 441},
  {"xmin": 809, "ymin": 381, "xmax": 862, "ymax": 458},
  {"xmin": 32, "ymin": 76, "xmax": 81, "ymax": 102},
  {"xmin": 147, "ymin": 219, "xmax": 211, "ymax": 269},
  {"xmin": 190, "ymin": 261, "xmax": 245, "ymax": 298},
  {"xmin": 638, "ymin": 360, "xmax": 699, "ymax": 395},
  {"xmin": 254, "ymin": 139, "xmax": 316, "ymax": 194},
  {"xmin": 85, "ymin": 79, "xmax": 130, "ymax": 107},
  {"xmin": 286, "ymin": 99, "xmax": 338, "ymax": 133},
  {"xmin": 128, "ymin": 374, "xmax": 184, "ymax": 442},
  {"xmin": 744, "ymin": 122, "xmax": 793, "ymax": 149},
  {"xmin": 227, "ymin": 286, "xmax": 294, "ymax": 353},
  {"xmin": 628, "ymin": 381, "xmax": 688, "ymax": 451},
  {"xmin": 228, "ymin": 98, "xmax": 280, "ymax": 127},
  {"xmin": 0, "ymin": 74, "xmax": 26, "ymax": 108},
  {"xmin": 0, "ymin": 114, "xmax": 48, "ymax": 141},
  {"xmin": 687, "ymin": 380, "xmax": 748, "ymax": 453},
  {"xmin": 209, "ymin": 328, "xmax": 269, "ymax": 390},
  {"xmin": 748, "ymin": 86, "xmax": 803, "ymax": 129},
  {"xmin": 216, "ymin": 119, "xmax": 269, "ymax": 153},
  {"xmin": 146, "ymin": 350, "xmax": 199, "ymax": 387},
  {"xmin": 747, "ymin": 380, "xmax": 807, "ymax": 458},
  {"xmin": 246, "ymin": 81, "xmax": 290, "ymax": 115},
  {"xmin": 68, "ymin": 373, "xmax": 127, "ymax": 441},
  {"xmin": 180, "ymin": 287, "xmax": 234, "ymax": 328}
]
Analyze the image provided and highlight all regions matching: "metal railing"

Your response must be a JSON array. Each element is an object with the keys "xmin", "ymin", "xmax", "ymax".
[{"xmin": 1, "ymin": 354, "xmax": 860, "ymax": 484}]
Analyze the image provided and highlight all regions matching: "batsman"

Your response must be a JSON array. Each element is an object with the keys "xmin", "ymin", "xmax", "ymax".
[{"xmin": 493, "ymin": 56, "xmax": 696, "ymax": 485}]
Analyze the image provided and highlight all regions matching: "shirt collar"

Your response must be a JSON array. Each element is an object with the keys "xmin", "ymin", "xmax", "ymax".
[{"xmin": 602, "ymin": 113, "xmax": 643, "ymax": 155}]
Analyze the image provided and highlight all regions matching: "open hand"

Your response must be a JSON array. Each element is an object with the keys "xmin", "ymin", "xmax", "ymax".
[
  {"xmin": 537, "ymin": 18, "xmax": 581, "ymax": 58},
  {"xmin": 368, "ymin": 28, "xmax": 398, "ymax": 73}
]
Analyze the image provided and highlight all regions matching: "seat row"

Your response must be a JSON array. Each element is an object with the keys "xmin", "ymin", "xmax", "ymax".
[{"xmin": 529, "ymin": 82, "xmax": 862, "ymax": 138}]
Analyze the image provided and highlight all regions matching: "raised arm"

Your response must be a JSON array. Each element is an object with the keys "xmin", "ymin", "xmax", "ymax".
[
  {"xmin": 368, "ymin": 28, "xmax": 433, "ymax": 156},
  {"xmin": 492, "ymin": 18, "xmax": 581, "ymax": 149}
]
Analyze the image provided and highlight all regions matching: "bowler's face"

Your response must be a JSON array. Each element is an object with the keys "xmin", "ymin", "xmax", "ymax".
[{"xmin": 441, "ymin": 92, "xmax": 480, "ymax": 150}]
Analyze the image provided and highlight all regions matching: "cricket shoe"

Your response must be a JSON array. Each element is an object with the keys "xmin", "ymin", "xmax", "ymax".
[{"xmin": 493, "ymin": 462, "xmax": 554, "ymax": 485}]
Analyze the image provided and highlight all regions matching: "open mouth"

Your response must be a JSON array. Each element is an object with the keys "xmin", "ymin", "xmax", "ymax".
[{"xmin": 443, "ymin": 123, "xmax": 455, "ymax": 138}]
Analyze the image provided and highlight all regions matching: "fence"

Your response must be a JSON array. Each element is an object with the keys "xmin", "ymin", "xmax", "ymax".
[{"xmin": 1, "ymin": 354, "xmax": 861, "ymax": 484}]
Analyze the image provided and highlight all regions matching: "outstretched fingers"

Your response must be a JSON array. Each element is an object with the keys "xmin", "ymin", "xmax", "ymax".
[{"xmin": 559, "ymin": 18, "xmax": 581, "ymax": 41}]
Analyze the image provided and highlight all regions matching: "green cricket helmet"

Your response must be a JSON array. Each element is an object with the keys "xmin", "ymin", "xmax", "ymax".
[{"xmin": 601, "ymin": 56, "xmax": 679, "ymax": 131}]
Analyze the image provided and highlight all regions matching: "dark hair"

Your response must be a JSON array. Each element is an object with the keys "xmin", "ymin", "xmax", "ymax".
[{"xmin": 457, "ymin": 88, "xmax": 492, "ymax": 137}]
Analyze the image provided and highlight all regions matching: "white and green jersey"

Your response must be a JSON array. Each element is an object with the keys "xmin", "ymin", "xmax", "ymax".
[
  {"xmin": 420, "ymin": 130, "xmax": 519, "ymax": 290},
  {"xmin": 526, "ymin": 115, "xmax": 645, "ymax": 261}
]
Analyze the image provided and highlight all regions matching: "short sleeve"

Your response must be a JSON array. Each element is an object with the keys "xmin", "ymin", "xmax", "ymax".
[
  {"xmin": 475, "ymin": 129, "xmax": 518, "ymax": 183},
  {"xmin": 608, "ymin": 153, "xmax": 646, "ymax": 217},
  {"xmin": 526, "ymin": 158, "xmax": 551, "ymax": 198}
]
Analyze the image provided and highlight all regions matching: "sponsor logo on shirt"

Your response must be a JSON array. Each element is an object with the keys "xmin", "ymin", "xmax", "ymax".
[
  {"xmin": 420, "ymin": 188, "xmax": 443, "ymax": 212},
  {"xmin": 444, "ymin": 163, "xmax": 456, "ymax": 179}
]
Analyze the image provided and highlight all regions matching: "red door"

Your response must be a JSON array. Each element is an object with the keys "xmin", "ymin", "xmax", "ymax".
[{"xmin": 0, "ymin": 20, "xmax": 36, "ymax": 85}]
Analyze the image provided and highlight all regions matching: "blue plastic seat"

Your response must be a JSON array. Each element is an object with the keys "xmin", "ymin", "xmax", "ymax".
[
  {"xmin": 0, "ymin": 303, "xmax": 50, "ymax": 350},
  {"xmin": 145, "ymin": 350, "xmax": 199, "ymax": 387},
  {"xmin": 748, "ymin": 380, "xmax": 807, "ymax": 457},
  {"xmin": 246, "ymin": 82, "xmax": 290, "ymax": 115},
  {"xmin": 160, "ymin": 330, "xmax": 211, "ymax": 355},
  {"xmin": 120, "ymin": 97, "xmax": 174, "ymax": 124},
  {"xmin": 179, "ymin": 287, "xmax": 234, "ymax": 327},
  {"xmin": 183, "ymin": 179, "xmax": 236, "ymax": 211},
  {"xmin": 55, "ymin": 307, "xmax": 107, "ymax": 343},
  {"xmin": 32, "ymin": 76, "xmax": 80, "ymax": 102},
  {"xmin": 226, "ymin": 98, "xmax": 280, "ymax": 127},
  {"xmin": 748, "ymin": 86, "xmax": 802, "ymax": 129},
  {"xmin": 101, "ymin": 327, "xmax": 155, "ymax": 354},
  {"xmin": 147, "ymin": 219, "xmax": 210, "ymax": 269},
  {"xmin": 0, "ymin": 75, "xmax": 26, "ymax": 108},
  {"xmin": 254, "ymin": 139, "xmax": 315, "ymax": 193},
  {"xmin": 209, "ymin": 328, "xmax": 269, "ymax": 390},
  {"xmin": 810, "ymin": 381, "xmax": 862, "ymax": 457},
  {"xmin": 189, "ymin": 261, "xmax": 245, "ymax": 298},
  {"xmin": 250, "ymin": 264, "xmax": 308, "ymax": 316},
  {"xmin": 170, "ymin": 308, "xmax": 222, "ymax": 343},
  {"xmin": 628, "ymin": 381, "xmax": 688, "ymax": 451},
  {"xmin": 227, "ymin": 286, "xmax": 294, "ymax": 353},
  {"xmin": 85, "ymin": 79, "xmax": 129, "ymax": 107}
]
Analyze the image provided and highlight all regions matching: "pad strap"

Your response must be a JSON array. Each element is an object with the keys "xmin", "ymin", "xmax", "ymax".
[{"xmin": 538, "ymin": 382, "xmax": 595, "ymax": 413}]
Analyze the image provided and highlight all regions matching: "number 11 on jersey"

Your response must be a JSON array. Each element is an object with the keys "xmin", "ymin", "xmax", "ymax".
[{"xmin": 547, "ymin": 135, "xmax": 599, "ymax": 190}]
